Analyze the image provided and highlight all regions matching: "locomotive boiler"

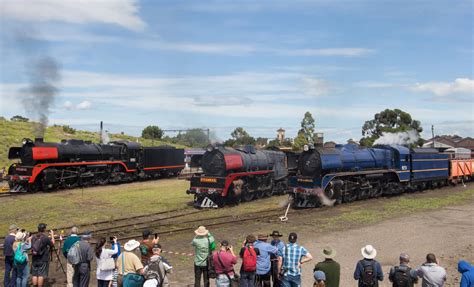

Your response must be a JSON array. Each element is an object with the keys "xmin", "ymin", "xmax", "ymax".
[{"xmin": 187, "ymin": 145, "xmax": 297, "ymax": 208}]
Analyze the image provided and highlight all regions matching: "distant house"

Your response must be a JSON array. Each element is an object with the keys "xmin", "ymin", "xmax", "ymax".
[{"xmin": 423, "ymin": 135, "xmax": 474, "ymax": 151}]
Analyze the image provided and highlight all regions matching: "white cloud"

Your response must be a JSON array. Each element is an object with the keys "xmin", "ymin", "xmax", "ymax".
[
  {"xmin": 302, "ymin": 77, "xmax": 331, "ymax": 97},
  {"xmin": 77, "ymin": 100, "xmax": 92, "ymax": 110},
  {"xmin": 1, "ymin": 0, "xmax": 146, "ymax": 31},
  {"xmin": 413, "ymin": 78, "xmax": 474, "ymax": 96},
  {"xmin": 62, "ymin": 100, "xmax": 92, "ymax": 110},
  {"xmin": 275, "ymin": 48, "xmax": 375, "ymax": 57},
  {"xmin": 141, "ymin": 41, "xmax": 257, "ymax": 55}
]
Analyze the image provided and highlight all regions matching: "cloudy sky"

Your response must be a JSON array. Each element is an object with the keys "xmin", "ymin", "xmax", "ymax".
[{"xmin": 0, "ymin": 0, "xmax": 472, "ymax": 142}]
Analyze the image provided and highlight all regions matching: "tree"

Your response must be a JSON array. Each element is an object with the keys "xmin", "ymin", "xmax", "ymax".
[
  {"xmin": 300, "ymin": 111, "xmax": 315, "ymax": 143},
  {"xmin": 11, "ymin": 115, "xmax": 29, "ymax": 122},
  {"xmin": 360, "ymin": 108, "xmax": 423, "ymax": 147},
  {"xmin": 62, "ymin": 125, "xmax": 76, "ymax": 134},
  {"xmin": 292, "ymin": 112, "xmax": 316, "ymax": 151},
  {"xmin": 177, "ymin": 129, "xmax": 209, "ymax": 147},
  {"xmin": 142, "ymin": 125, "xmax": 163, "ymax": 140},
  {"xmin": 225, "ymin": 127, "xmax": 256, "ymax": 146}
]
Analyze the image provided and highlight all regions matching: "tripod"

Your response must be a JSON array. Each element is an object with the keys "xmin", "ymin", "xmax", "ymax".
[{"xmin": 51, "ymin": 245, "xmax": 67, "ymax": 278}]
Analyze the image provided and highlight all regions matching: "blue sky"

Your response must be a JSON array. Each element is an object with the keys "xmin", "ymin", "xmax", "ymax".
[{"xmin": 0, "ymin": 0, "xmax": 472, "ymax": 142}]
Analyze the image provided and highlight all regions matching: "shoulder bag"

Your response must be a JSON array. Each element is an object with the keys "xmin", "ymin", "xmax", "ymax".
[{"xmin": 122, "ymin": 252, "xmax": 145, "ymax": 287}]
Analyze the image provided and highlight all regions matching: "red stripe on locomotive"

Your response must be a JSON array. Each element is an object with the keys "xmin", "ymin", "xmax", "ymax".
[
  {"xmin": 32, "ymin": 147, "xmax": 58, "ymax": 160},
  {"xmin": 224, "ymin": 154, "xmax": 243, "ymax": 170}
]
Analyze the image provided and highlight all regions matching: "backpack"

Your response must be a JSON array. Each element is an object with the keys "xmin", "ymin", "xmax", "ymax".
[
  {"xmin": 32, "ymin": 235, "xmax": 46, "ymax": 256},
  {"xmin": 242, "ymin": 246, "xmax": 257, "ymax": 272},
  {"xmin": 206, "ymin": 237, "xmax": 217, "ymax": 279},
  {"xmin": 14, "ymin": 243, "xmax": 27, "ymax": 265},
  {"xmin": 145, "ymin": 259, "xmax": 164, "ymax": 287},
  {"xmin": 392, "ymin": 266, "xmax": 413, "ymax": 287},
  {"xmin": 360, "ymin": 260, "xmax": 377, "ymax": 287},
  {"xmin": 67, "ymin": 241, "xmax": 82, "ymax": 265}
]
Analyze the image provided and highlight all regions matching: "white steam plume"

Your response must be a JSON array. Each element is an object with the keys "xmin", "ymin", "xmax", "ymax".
[{"xmin": 373, "ymin": 130, "xmax": 419, "ymax": 146}]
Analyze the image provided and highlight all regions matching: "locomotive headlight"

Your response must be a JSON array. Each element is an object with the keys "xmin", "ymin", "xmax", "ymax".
[{"xmin": 303, "ymin": 145, "xmax": 309, "ymax": 152}]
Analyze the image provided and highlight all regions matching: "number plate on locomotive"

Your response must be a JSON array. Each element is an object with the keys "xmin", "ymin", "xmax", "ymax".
[{"xmin": 200, "ymin": 178, "xmax": 217, "ymax": 183}]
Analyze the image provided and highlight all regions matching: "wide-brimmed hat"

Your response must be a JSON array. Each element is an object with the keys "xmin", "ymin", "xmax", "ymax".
[
  {"xmin": 246, "ymin": 234, "xmax": 256, "ymax": 243},
  {"xmin": 321, "ymin": 246, "xmax": 336, "ymax": 259},
  {"xmin": 257, "ymin": 234, "xmax": 268, "ymax": 240},
  {"xmin": 9, "ymin": 224, "xmax": 19, "ymax": 232},
  {"xmin": 124, "ymin": 239, "xmax": 140, "ymax": 251},
  {"xmin": 15, "ymin": 231, "xmax": 26, "ymax": 241},
  {"xmin": 194, "ymin": 226, "xmax": 209, "ymax": 236},
  {"xmin": 269, "ymin": 230, "xmax": 283, "ymax": 237},
  {"xmin": 361, "ymin": 245, "xmax": 377, "ymax": 259}
]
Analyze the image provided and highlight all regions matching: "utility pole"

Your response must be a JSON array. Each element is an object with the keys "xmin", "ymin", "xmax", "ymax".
[{"xmin": 431, "ymin": 125, "xmax": 435, "ymax": 148}]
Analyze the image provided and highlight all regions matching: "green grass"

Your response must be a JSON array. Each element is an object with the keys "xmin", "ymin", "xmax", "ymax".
[
  {"xmin": 321, "ymin": 188, "xmax": 474, "ymax": 229},
  {"xmin": 0, "ymin": 179, "xmax": 191, "ymax": 232},
  {"xmin": 0, "ymin": 118, "xmax": 186, "ymax": 169}
]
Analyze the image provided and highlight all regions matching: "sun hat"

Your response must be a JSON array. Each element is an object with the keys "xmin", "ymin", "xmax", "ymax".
[
  {"xmin": 313, "ymin": 270, "xmax": 326, "ymax": 281},
  {"xmin": 257, "ymin": 234, "xmax": 268, "ymax": 240},
  {"xmin": 9, "ymin": 224, "xmax": 19, "ymax": 231},
  {"xmin": 321, "ymin": 246, "xmax": 336, "ymax": 259},
  {"xmin": 194, "ymin": 226, "xmax": 209, "ymax": 236},
  {"xmin": 269, "ymin": 230, "xmax": 283, "ymax": 237},
  {"xmin": 15, "ymin": 231, "xmax": 26, "ymax": 241},
  {"xmin": 361, "ymin": 245, "xmax": 377, "ymax": 259},
  {"xmin": 124, "ymin": 239, "xmax": 140, "ymax": 251}
]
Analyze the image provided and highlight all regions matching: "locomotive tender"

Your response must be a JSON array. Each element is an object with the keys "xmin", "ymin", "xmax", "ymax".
[
  {"xmin": 7, "ymin": 138, "xmax": 185, "ymax": 192},
  {"xmin": 290, "ymin": 144, "xmax": 473, "ymax": 208},
  {"xmin": 187, "ymin": 145, "xmax": 298, "ymax": 208}
]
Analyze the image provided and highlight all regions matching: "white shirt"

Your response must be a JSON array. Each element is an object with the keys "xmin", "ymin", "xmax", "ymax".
[{"xmin": 96, "ymin": 245, "xmax": 119, "ymax": 281}]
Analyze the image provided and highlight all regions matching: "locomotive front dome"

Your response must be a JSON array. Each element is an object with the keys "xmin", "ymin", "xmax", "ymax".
[{"xmin": 298, "ymin": 148, "xmax": 322, "ymax": 177}]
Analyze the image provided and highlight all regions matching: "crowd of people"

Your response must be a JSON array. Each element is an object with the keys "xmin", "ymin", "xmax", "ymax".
[{"xmin": 3, "ymin": 223, "xmax": 474, "ymax": 287}]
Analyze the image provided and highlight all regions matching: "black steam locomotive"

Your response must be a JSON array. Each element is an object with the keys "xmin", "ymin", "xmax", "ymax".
[
  {"xmin": 7, "ymin": 138, "xmax": 185, "ymax": 192},
  {"xmin": 187, "ymin": 145, "xmax": 298, "ymax": 208}
]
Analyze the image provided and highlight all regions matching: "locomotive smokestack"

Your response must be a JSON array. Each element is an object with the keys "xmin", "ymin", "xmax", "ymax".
[{"xmin": 100, "ymin": 121, "xmax": 103, "ymax": 144}]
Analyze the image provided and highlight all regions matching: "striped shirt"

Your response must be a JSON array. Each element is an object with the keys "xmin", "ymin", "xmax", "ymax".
[{"xmin": 282, "ymin": 243, "xmax": 308, "ymax": 276}]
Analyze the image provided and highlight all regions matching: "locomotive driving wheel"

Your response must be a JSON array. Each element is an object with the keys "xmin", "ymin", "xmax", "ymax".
[{"xmin": 241, "ymin": 185, "xmax": 255, "ymax": 202}]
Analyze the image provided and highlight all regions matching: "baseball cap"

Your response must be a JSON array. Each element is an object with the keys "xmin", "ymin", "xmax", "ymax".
[{"xmin": 152, "ymin": 243, "xmax": 162, "ymax": 250}]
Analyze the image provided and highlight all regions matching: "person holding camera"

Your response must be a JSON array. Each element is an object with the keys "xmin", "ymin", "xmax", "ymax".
[
  {"xmin": 31, "ymin": 223, "xmax": 55, "ymax": 287},
  {"xmin": 213, "ymin": 240, "xmax": 238, "ymax": 287},
  {"xmin": 140, "ymin": 230, "xmax": 160, "ymax": 265},
  {"xmin": 95, "ymin": 236, "xmax": 119, "ymax": 287},
  {"xmin": 239, "ymin": 234, "xmax": 260, "ymax": 287}
]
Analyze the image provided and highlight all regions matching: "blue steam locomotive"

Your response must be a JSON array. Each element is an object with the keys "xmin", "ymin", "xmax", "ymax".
[{"xmin": 289, "ymin": 144, "xmax": 450, "ymax": 208}]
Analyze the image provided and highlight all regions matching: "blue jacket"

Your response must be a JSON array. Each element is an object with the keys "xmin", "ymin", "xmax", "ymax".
[
  {"xmin": 354, "ymin": 259, "xmax": 383, "ymax": 287},
  {"xmin": 458, "ymin": 260, "xmax": 474, "ymax": 287}
]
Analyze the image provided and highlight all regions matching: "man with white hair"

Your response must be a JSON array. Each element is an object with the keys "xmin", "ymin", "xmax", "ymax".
[
  {"xmin": 62, "ymin": 226, "xmax": 81, "ymax": 287},
  {"xmin": 4, "ymin": 224, "xmax": 19, "ymax": 287},
  {"xmin": 353, "ymin": 245, "xmax": 383, "ymax": 287},
  {"xmin": 72, "ymin": 232, "xmax": 95, "ymax": 287},
  {"xmin": 389, "ymin": 253, "xmax": 418, "ymax": 287}
]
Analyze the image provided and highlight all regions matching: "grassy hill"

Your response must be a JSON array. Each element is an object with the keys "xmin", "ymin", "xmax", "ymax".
[{"xmin": 0, "ymin": 118, "xmax": 186, "ymax": 169}]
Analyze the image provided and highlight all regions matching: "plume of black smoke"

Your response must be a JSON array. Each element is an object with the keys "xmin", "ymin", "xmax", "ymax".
[{"xmin": 21, "ymin": 57, "xmax": 60, "ymax": 137}]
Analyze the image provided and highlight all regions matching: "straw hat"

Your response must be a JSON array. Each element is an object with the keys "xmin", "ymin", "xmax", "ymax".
[
  {"xmin": 15, "ymin": 231, "xmax": 26, "ymax": 241},
  {"xmin": 257, "ymin": 234, "xmax": 268, "ymax": 241},
  {"xmin": 269, "ymin": 231, "xmax": 283, "ymax": 237},
  {"xmin": 124, "ymin": 239, "xmax": 140, "ymax": 251},
  {"xmin": 321, "ymin": 246, "xmax": 336, "ymax": 259},
  {"xmin": 361, "ymin": 245, "xmax": 377, "ymax": 259},
  {"xmin": 194, "ymin": 226, "xmax": 209, "ymax": 236}
]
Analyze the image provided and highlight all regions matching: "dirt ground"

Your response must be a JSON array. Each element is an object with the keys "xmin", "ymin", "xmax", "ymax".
[{"xmin": 1, "ymin": 183, "xmax": 473, "ymax": 286}]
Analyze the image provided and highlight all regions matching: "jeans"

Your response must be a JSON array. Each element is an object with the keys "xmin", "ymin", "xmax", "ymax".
[
  {"xmin": 194, "ymin": 264, "xmax": 209, "ymax": 287},
  {"xmin": 216, "ymin": 274, "xmax": 230, "ymax": 287},
  {"xmin": 240, "ymin": 271, "xmax": 255, "ymax": 287},
  {"xmin": 281, "ymin": 274, "xmax": 301, "ymax": 287},
  {"xmin": 15, "ymin": 263, "xmax": 29, "ymax": 287},
  {"xmin": 73, "ymin": 263, "xmax": 90, "ymax": 287},
  {"xmin": 4, "ymin": 256, "xmax": 17, "ymax": 287}
]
